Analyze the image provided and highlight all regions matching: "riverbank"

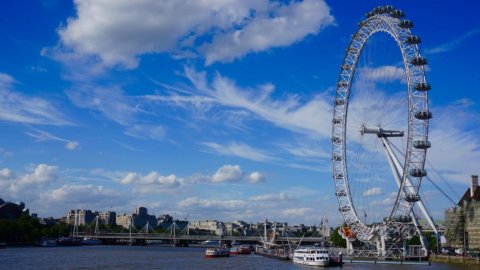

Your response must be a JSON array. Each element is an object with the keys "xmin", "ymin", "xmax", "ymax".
[{"xmin": 430, "ymin": 254, "xmax": 480, "ymax": 265}]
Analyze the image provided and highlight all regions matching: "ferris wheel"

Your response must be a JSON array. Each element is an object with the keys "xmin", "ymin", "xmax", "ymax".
[{"xmin": 331, "ymin": 6, "xmax": 437, "ymax": 254}]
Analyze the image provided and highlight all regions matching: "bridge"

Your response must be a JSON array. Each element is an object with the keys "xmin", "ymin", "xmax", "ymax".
[{"xmin": 76, "ymin": 232, "xmax": 325, "ymax": 243}]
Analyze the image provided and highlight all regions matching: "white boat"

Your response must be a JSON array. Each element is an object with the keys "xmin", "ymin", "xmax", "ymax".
[
  {"xmin": 292, "ymin": 247, "xmax": 330, "ymax": 267},
  {"xmin": 81, "ymin": 237, "xmax": 102, "ymax": 245},
  {"xmin": 205, "ymin": 247, "xmax": 230, "ymax": 258}
]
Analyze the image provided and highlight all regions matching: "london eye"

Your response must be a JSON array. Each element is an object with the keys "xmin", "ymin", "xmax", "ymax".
[{"xmin": 331, "ymin": 6, "xmax": 436, "ymax": 256}]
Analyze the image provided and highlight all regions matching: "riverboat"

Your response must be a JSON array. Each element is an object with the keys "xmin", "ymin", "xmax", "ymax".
[
  {"xmin": 205, "ymin": 247, "xmax": 230, "ymax": 258},
  {"xmin": 229, "ymin": 245, "xmax": 251, "ymax": 255},
  {"xmin": 81, "ymin": 237, "xmax": 102, "ymax": 245},
  {"xmin": 292, "ymin": 247, "xmax": 330, "ymax": 267}
]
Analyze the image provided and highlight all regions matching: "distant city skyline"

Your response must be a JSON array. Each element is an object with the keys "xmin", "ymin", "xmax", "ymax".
[{"xmin": 0, "ymin": 0, "xmax": 479, "ymax": 225}]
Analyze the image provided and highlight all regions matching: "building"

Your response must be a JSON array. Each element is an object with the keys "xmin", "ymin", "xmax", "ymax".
[
  {"xmin": 64, "ymin": 209, "xmax": 98, "ymax": 226},
  {"xmin": 0, "ymin": 199, "xmax": 28, "ymax": 219},
  {"xmin": 116, "ymin": 207, "xmax": 157, "ymax": 229},
  {"xmin": 99, "ymin": 211, "xmax": 116, "ymax": 225},
  {"xmin": 445, "ymin": 175, "xmax": 480, "ymax": 249},
  {"xmin": 189, "ymin": 220, "xmax": 225, "ymax": 235}
]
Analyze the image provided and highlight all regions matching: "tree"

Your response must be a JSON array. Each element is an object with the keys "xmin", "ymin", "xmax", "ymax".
[{"xmin": 330, "ymin": 227, "xmax": 346, "ymax": 248}]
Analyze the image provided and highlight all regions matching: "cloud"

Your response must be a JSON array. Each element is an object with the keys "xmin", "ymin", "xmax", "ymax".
[
  {"xmin": 119, "ymin": 164, "xmax": 263, "ymax": 193},
  {"xmin": 123, "ymin": 124, "xmax": 165, "ymax": 141},
  {"xmin": 200, "ymin": 0, "xmax": 334, "ymax": 65},
  {"xmin": 40, "ymin": 184, "xmax": 123, "ymax": 205},
  {"xmin": 250, "ymin": 192, "xmax": 294, "ymax": 201},
  {"xmin": 0, "ymin": 73, "xmax": 70, "ymax": 126},
  {"xmin": 202, "ymin": 141, "xmax": 277, "ymax": 162},
  {"xmin": 66, "ymin": 85, "xmax": 140, "ymax": 126},
  {"xmin": 25, "ymin": 129, "xmax": 79, "ymax": 150},
  {"xmin": 0, "ymin": 164, "xmax": 58, "ymax": 196},
  {"xmin": 282, "ymin": 207, "xmax": 314, "ymax": 217},
  {"xmin": 146, "ymin": 67, "xmax": 332, "ymax": 138},
  {"xmin": 357, "ymin": 66, "xmax": 405, "ymax": 83},
  {"xmin": 54, "ymin": 0, "xmax": 334, "ymax": 68},
  {"xmin": 178, "ymin": 197, "xmax": 247, "ymax": 210},
  {"xmin": 120, "ymin": 172, "xmax": 184, "ymax": 193},
  {"xmin": 426, "ymin": 28, "xmax": 480, "ymax": 55},
  {"xmin": 248, "ymin": 172, "xmax": 265, "ymax": 183},
  {"xmin": 212, "ymin": 165, "xmax": 243, "ymax": 183},
  {"xmin": 363, "ymin": 187, "xmax": 382, "ymax": 197}
]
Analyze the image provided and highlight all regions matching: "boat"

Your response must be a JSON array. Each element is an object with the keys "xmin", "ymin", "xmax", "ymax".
[
  {"xmin": 57, "ymin": 237, "xmax": 82, "ymax": 246},
  {"xmin": 0, "ymin": 242, "xmax": 6, "ymax": 249},
  {"xmin": 202, "ymin": 240, "xmax": 220, "ymax": 246},
  {"xmin": 205, "ymin": 247, "xmax": 230, "ymax": 258},
  {"xmin": 230, "ymin": 245, "xmax": 252, "ymax": 255},
  {"xmin": 292, "ymin": 247, "xmax": 330, "ymax": 267},
  {"xmin": 40, "ymin": 239, "xmax": 57, "ymax": 247},
  {"xmin": 81, "ymin": 237, "xmax": 102, "ymax": 245}
]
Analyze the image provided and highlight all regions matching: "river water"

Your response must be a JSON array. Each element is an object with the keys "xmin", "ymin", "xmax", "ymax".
[{"xmin": 0, "ymin": 245, "xmax": 478, "ymax": 270}]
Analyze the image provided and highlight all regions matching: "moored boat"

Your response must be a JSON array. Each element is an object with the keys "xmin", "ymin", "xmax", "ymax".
[
  {"xmin": 81, "ymin": 237, "xmax": 102, "ymax": 245},
  {"xmin": 230, "ymin": 245, "xmax": 252, "ymax": 255},
  {"xmin": 40, "ymin": 239, "xmax": 57, "ymax": 247},
  {"xmin": 293, "ymin": 247, "xmax": 330, "ymax": 267},
  {"xmin": 205, "ymin": 247, "xmax": 230, "ymax": 258}
]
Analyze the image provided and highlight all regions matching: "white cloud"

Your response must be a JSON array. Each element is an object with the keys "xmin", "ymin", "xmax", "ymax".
[
  {"xmin": 358, "ymin": 66, "xmax": 405, "ymax": 83},
  {"xmin": 40, "ymin": 184, "xmax": 123, "ymax": 205},
  {"xmin": 178, "ymin": 197, "xmax": 247, "ymax": 210},
  {"xmin": 0, "ymin": 164, "xmax": 58, "ymax": 196},
  {"xmin": 119, "ymin": 164, "xmax": 262, "ymax": 193},
  {"xmin": 66, "ymin": 85, "xmax": 140, "ymax": 126},
  {"xmin": 212, "ymin": 165, "xmax": 243, "ymax": 183},
  {"xmin": 120, "ymin": 171, "xmax": 184, "ymax": 193},
  {"xmin": 202, "ymin": 141, "xmax": 277, "ymax": 162},
  {"xmin": 123, "ymin": 124, "xmax": 165, "ymax": 141},
  {"xmin": 363, "ymin": 187, "xmax": 382, "ymax": 197},
  {"xmin": 0, "ymin": 73, "xmax": 70, "ymax": 126},
  {"xmin": 25, "ymin": 129, "xmax": 79, "ymax": 150},
  {"xmin": 426, "ymin": 28, "xmax": 480, "ymax": 55},
  {"xmin": 282, "ymin": 207, "xmax": 314, "ymax": 217},
  {"xmin": 201, "ymin": 0, "xmax": 334, "ymax": 65},
  {"xmin": 146, "ymin": 67, "xmax": 332, "ymax": 138},
  {"xmin": 55, "ymin": 0, "xmax": 334, "ymax": 67},
  {"xmin": 249, "ymin": 172, "xmax": 265, "ymax": 183},
  {"xmin": 250, "ymin": 192, "xmax": 294, "ymax": 201}
]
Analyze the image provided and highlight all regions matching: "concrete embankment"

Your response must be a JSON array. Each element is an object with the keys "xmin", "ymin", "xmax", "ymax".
[{"xmin": 430, "ymin": 254, "xmax": 480, "ymax": 265}]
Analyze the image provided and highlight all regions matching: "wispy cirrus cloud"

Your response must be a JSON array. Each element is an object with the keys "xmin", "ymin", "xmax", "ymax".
[
  {"xmin": 426, "ymin": 28, "xmax": 480, "ymax": 55},
  {"xmin": 144, "ymin": 67, "xmax": 333, "ymax": 138},
  {"xmin": 25, "ymin": 129, "xmax": 79, "ymax": 150},
  {"xmin": 0, "ymin": 73, "xmax": 71, "ymax": 126},
  {"xmin": 202, "ymin": 141, "xmax": 277, "ymax": 162}
]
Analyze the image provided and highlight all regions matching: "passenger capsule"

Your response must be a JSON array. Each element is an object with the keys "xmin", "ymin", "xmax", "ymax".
[
  {"xmin": 411, "ymin": 56, "xmax": 428, "ymax": 66},
  {"xmin": 383, "ymin": 5, "xmax": 395, "ymax": 12},
  {"xmin": 409, "ymin": 168, "xmax": 427, "ymax": 177},
  {"xmin": 333, "ymin": 155, "xmax": 342, "ymax": 161},
  {"xmin": 365, "ymin": 11, "xmax": 375, "ymax": 18},
  {"xmin": 342, "ymin": 64, "xmax": 353, "ymax": 70},
  {"xmin": 406, "ymin": 35, "xmax": 421, "ymax": 44},
  {"xmin": 399, "ymin": 20, "xmax": 414, "ymax": 28},
  {"xmin": 414, "ymin": 82, "xmax": 431, "ymax": 91},
  {"xmin": 335, "ymin": 99, "xmax": 345, "ymax": 106},
  {"xmin": 335, "ymin": 191, "xmax": 347, "ymax": 197},
  {"xmin": 347, "ymin": 48, "xmax": 358, "ymax": 54},
  {"xmin": 391, "ymin": 10, "xmax": 405, "ymax": 18},
  {"xmin": 414, "ymin": 110, "xmax": 432, "ymax": 120},
  {"xmin": 332, "ymin": 136, "xmax": 342, "ymax": 144},
  {"xmin": 338, "ymin": 81, "xmax": 349, "ymax": 88},
  {"xmin": 404, "ymin": 194, "xmax": 420, "ymax": 203},
  {"xmin": 332, "ymin": 118, "xmax": 342, "ymax": 124},
  {"xmin": 413, "ymin": 140, "xmax": 431, "ymax": 149}
]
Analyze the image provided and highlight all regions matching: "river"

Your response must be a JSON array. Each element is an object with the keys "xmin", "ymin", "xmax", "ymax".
[{"xmin": 0, "ymin": 245, "xmax": 478, "ymax": 270}]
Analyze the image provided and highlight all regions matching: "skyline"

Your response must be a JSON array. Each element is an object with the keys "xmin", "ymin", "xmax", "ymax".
[{"xmin": 0, "ymin": 0, "xmax": 479, "ymax": 225}]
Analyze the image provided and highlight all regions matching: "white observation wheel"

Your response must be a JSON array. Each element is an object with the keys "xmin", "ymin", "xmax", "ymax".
[{"xmin": 332, "ymin": 6, "xmax": 431, "ymax": 243}]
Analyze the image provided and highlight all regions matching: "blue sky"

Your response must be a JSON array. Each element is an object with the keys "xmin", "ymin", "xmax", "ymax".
[{"xmin": 0, "ymin": 0, "xmax": 479, "ymax": 226}]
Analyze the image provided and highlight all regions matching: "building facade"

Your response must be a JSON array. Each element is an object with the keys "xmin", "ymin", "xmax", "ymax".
[
  {"xmin": 445, "ymin": 175, "xmax": 480, "ymax": 249},
  {"xmin": 65, "ymin": 209, "xmax": 98, "ymax": 226},
  {"xmin": 116, "ymin": 207, "xmax": 157, "ymax": 229}
]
